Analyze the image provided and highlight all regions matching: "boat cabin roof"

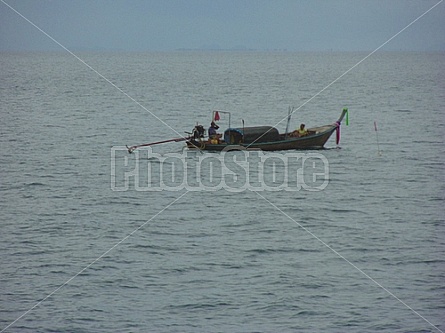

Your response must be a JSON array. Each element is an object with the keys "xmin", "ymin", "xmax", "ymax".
[{"xmin": 224, "ymin": 126, "xmax": 280, "ymax": 144}]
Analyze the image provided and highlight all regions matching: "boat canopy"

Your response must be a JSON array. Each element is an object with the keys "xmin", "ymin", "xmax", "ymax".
[{"xmin": 224, "ymin": 126, "xmax": 280, "ymax": 144}]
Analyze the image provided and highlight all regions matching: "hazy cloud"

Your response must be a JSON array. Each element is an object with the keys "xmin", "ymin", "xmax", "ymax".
[{"xmin": 1, "ymin": 0, "xmax": 444, "ymax": 52}]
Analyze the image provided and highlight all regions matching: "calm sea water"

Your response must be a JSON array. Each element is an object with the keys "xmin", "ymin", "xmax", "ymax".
[{"xmin": 1, "ymin": 51, "xmax": 444, "ymax": 332}]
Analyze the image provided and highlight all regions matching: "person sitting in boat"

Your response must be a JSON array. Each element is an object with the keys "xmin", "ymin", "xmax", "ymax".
[
  {"xmin": 289, "ymin": 123, "xmax": 309, "ymax": 137},
  {"xmin": 297, "ymin": 123, "xmax": 309, "ymax": 137},
  {"xmin": 208, "ymin": 122, "xmax": 221, "ymax": 143}
]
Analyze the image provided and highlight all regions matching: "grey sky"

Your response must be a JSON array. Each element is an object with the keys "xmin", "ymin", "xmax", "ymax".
[{"xmin": 1, "ymin": 0, "xmax": 444, "ymax": 52}]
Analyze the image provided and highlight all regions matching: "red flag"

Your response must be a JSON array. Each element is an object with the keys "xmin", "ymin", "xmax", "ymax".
[{"xmin": 214, "ymin": 111, "xmax": 220, "ymax": 121}]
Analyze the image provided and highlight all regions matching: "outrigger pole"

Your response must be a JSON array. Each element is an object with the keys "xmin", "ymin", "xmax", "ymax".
[
  {"xmin": 284, "ymin": 106, "xmax": 294, "ymax": 139},
  {"xmin": 126, "ymin": 137, "xmax": 189, "ymax": 153}
]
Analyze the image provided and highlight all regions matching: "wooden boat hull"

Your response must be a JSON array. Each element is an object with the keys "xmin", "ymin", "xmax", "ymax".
[{"xmin": 186, "ymin": 124, "xmax": 338, "ymax": 151}]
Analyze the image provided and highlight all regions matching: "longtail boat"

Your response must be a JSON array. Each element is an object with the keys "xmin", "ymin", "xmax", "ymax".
[
  {"xmin": 126, "ymin": 108, "xmax": 348, "ymax": 153},
  {"xmin": 185, "ymin": 108, "xmax": 348, "ymax": 151}
]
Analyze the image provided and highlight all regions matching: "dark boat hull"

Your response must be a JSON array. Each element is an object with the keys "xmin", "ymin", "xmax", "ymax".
[{"xmin": 186, "ymin": 125, "xmax": 337, "ymax": 151}]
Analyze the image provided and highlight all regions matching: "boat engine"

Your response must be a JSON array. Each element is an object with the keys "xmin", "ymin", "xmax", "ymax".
[{"xmin": 192, "ymin": 125, "xmax": 205, "ymax": 139}]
